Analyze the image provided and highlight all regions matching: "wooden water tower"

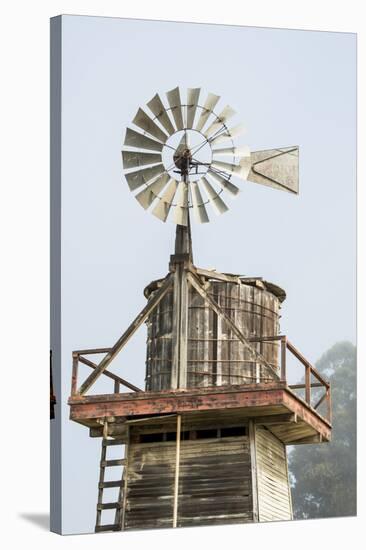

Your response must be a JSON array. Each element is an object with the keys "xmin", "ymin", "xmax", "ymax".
[{"xmin": 68, "ymin": 87, "xmax": 332, "ymax": 532}]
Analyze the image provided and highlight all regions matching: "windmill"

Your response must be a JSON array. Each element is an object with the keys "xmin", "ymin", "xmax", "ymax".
[
  {"xmin": 122, "ymin": 86, "xmax": 298, "ymax": 253},
  {"xmin": 69, "ymin": 86, "xmax": 331, "ymax": 533}
]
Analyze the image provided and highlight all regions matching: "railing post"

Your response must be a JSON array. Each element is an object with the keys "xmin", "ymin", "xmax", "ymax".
[
  {"xmin": 280, "ymin": 337, "xmax": 287, "ymax": 382},
  {"xmin": 326, "ymin": 386, "xmax": 332, "ymax": 423},
  {"xmin": 71, "ymin": 352, "xmax": 79, "ymax": 395},
  {"xmin": 114, "ymin": 380, "xmax": 120, "ymax": 394},
  {"xmin": 305, "ymin": 366, "xmax": 311, "ymax": 406}
]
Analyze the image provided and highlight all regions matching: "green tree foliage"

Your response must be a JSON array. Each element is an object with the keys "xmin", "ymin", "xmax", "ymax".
[{"xmin": 288, "ymin": 341, "xmax": 356, "ymax": 519}]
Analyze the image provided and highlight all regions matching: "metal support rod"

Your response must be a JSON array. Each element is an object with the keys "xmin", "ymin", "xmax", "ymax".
[{"xmin": 173, "ymin": 414, "xmax": 181, "ymax": 528}]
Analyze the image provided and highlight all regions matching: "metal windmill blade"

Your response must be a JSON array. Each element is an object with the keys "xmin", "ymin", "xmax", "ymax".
[
  {"xmin": 147, "ymin": 93, "xmax": 176, "ymax": 136},
  {"xmin": 200, "ymin": 177, "xmax": 229, "ymax": 215},
  {"xmin": 122, "ymin": 151, "xmax": 162, "ymax": 170},
  {"xmin": 124, "ymin": 128, "xmax": 164, "ymax": 152},
  {"xmin": 135, "ymin": 173, "xmax": 171, "ymax": 209},
  {"xmin": 204, "ymin": 105, "xmax": 236, "ymax": 139},
  {"xmin": 186, "ymin": 88, "xmax": 200, "ymax": 129},
  {"xmin": 209, "ymin": 123, "xmax": 247, "ymax": 145},
  {"xmin": 132, "ymin": 108, "xmax": 168, "ymax": 143},
  {"xmin": 152, "ymin": 179, "xmax": 179, "ymax": 222},
  {"xmin": 211, "ymin": 145, "xmax": 251, "ymax": 158},
  {"xmin": 121, "ymin": 86, "xmax": 299, "ymax": 227},
  {"xmin": 195, "ymin": 92, "xmax": 220, "ymax": 132},
  {"xmin": 166, "ymin": 87, "xmax": 184, "ymax": 131},
  {"xmin": 190, "ymin": 180, "xmax": 210, "ymax": 223}
]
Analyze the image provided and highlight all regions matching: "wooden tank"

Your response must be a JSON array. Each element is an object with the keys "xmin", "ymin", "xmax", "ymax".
[{"xmin": 144, "ymin": 274, "xmax": 286, "ymax": 391}]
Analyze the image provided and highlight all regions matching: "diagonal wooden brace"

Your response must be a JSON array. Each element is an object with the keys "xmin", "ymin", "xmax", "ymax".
[
  {"xmin": 187, "ymin": 271, "xmax": 278, "ymax": 378},
  {"xmin": 78, "ymin": 274, "xmax": 173, "ymax": 395}
]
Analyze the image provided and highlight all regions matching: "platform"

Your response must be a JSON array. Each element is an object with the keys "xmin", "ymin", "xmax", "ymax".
[{"xmin": 68, "ymin": 381, "xmax": 331, "ymax": 445}]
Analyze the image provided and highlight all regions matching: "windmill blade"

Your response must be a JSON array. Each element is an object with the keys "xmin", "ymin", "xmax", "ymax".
[
  {"xmin": 122, "ymin": 151, "xmax": 161, "ymax": 170},
  {"xmin": 166, "ymin": 87, "xmax": 184, "ymax": 130},
  {"xmin": 176, "ymin": 131, "xmax": 190, "ymax": 152},
  {"xmin": 147, "ymin": 93, "xmax": 175, "ymax": 136},
  {"xmin": 186, "ymin": 88, "xmax": 200, "ymax": 129},
  {"xmin": 125, "ymin": 164, "xmax": 165, "ymax": 192},
  {"xmin": 195, "ymin": 93, "xmax": 220, "ymax": 132},
  {"xmin": 132, "ymin": 108, "xmax": 168, "ymax": 143},
  {"xmin": 173, "ymin": 181, "xmax": 189, "ymax": 226},
  {"xmin": 212, "ymin": 145, "xmax": 251, "ymax": 158},
  {"xmin": 191, "ymin": 180, "xmax": 209, "ymax": 223},
  {"xmin": 209, "ymin": 123, "xmax": 246, "ymax": 145},
  {"xmin": 135, "ymin": 173, "xmax": 170, "ymax": 209},
  {"xmin": 152, "ymin": 179, "xmax": 179, "ymax": 222},
  {"xmin": 247, "ymin": 147, "xmax": 299, "ymax": 194},
  {"xmin": 208, "ymin": 170, "xmax": 240, "ymax": 196},
  {"xmin": 201, "ymin": 177, "xmax": 229, "ymax": 215},
  {"xmin": 211, "ymin": 158, "xmax": 251, "ymax": 181},
  {"xmin": 124, "ymin": 128, "xmax": 164, "ymax": 152},
  {"xmin": 204, "ymin": 105, "xmax": 236, "ymax": 138}
]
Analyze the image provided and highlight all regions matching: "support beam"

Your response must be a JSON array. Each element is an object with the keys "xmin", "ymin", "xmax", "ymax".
[
  {"xmin": 173, "ymin": 414, "xmax": 181, "ymax": 528},
  {"xmin": 78, "ymin": 355, "xmax": 142, "ymax": 393},
  {"xmin": 249, "ymin": 420, "xmax": 259, "ymax": 522},
  {"xmin": 187, "ymin": 271, "xmax": 278, "ymax": 377},
  {"xmin": 78, "ymin": 274, "xmax": 172, "ymax": 395},
  {"xmin": 255, "ymin": 413, "xmax": 296, "ymax": 425}
]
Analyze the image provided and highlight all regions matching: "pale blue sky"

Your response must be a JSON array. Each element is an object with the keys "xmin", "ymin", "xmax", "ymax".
[{"xmin": 58, "ymin": 15, "xmax": 356, "ymax": 533}]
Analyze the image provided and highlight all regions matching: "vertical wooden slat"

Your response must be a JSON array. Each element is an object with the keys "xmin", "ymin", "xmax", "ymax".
[
  {"xmin": 121, "ymin": 425, "xmax": 130, "ymax": 531},
  {"xmin": 281, "ymin": 337, "xmax": 287, "ymax": 382},
  {"xmin": 114, "ymin": 380, "xmax": 120, "ymax": 394},
  {"xmin": 179, "ymin": 272, "xmax": 189, "ymax": 389},
  {"xmin": 71, "ymin": 353, "xmax": 79, "ymax": 396},
  {"xmin": 284, "ymin": 446, "xmax": 294, "ymax": 519},
  {"xmin": 173, "ymin": 414, "xmax": 182, "ymax": 528},
  {"xmin": 326, "ymin": 387, "xmax": 332, "ymax": 423},
  {"xmin": 305, "ymin": 366, "xmax": 311, "ymax": 405},
  {"xmin": 171, "ymin": 270, "xmax": 180, "ymax": 389},
  {"xmin": 95, "ymin": 434, "xmax": 107, "ymax": 530},
  {"xmin": 249, "ymin": 420, "xmax": 259, "ymax": 522}
]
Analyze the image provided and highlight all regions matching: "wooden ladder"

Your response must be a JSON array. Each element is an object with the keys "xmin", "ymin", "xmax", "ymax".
[{"xmin": 95, "ymin": 435, "xmax": 126, "ymax": 533}]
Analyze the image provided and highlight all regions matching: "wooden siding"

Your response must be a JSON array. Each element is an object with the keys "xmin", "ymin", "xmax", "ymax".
[
  {"xmin": 255, "ymin": 426, "xmax": 292, "ymax": 522},
  {"xmin": 178, "ymin": 436, "xmax": 253, "ymax": 527},
  {"xmin": 124, "ymin": 433, "xmax": 253, "ymax": 530},
  {"xmin": 145, "ymin": 278, "xmax": 282, "ymax": 391}
]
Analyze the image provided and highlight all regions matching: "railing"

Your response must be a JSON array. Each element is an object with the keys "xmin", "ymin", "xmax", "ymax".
[
  {"xmin": 70, "ymin": 338, "xmax": 331, "ymax": 424},
  {"xmin": 249, "ymin": 335, "xmax": 331, "ymax": 424},
  {"xmin": 71, "ymin": 348, "xmax": 143, "ymax": 397}
]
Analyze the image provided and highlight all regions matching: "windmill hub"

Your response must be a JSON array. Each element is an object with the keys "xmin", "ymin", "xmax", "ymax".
[{"xmin": 173, "ymin": 147, "xmax": 192, "ymax": 173}]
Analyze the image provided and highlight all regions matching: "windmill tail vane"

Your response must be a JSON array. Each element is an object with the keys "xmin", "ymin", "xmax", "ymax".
[{"xmin": 121, "ymin": 86, "xmax": 299, "ymax": 227}]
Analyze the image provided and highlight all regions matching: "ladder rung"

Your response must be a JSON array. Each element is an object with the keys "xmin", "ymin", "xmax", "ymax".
[
  {"xmin": 99, "ymin": 480, "xmax": 122, "ymax": 489},
  {"xmin": 97, "ymin": 502, "xmax": 122, "ymax": 510},
  {"xmin": 100, "ymin": 459, "xmax": 126, "ymax": 467},
  {"xmin": 102, "ymin": 439, "xmax": 125, "ymax": 447},
  {"xmin": 95, "ymin": 524, "xmax": 121, "ymax": 532}
]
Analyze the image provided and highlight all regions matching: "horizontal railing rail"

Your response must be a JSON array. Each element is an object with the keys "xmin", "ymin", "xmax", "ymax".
[
  {"xmin": 71, "ymin": 336, "xmax": 331, "ymax": 424},
  {"xmin": 71, "ymin": 350, "xmax": 143, "ymax": 397},
  {"xmin": 249, "ymin": 335, "xmax": 331, "ymax": 423}
]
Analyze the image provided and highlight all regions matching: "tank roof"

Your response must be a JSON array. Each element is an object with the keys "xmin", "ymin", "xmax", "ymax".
[{"xmin": 144, "ymin": 269, "xmax": 286, "ymax": 302}]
